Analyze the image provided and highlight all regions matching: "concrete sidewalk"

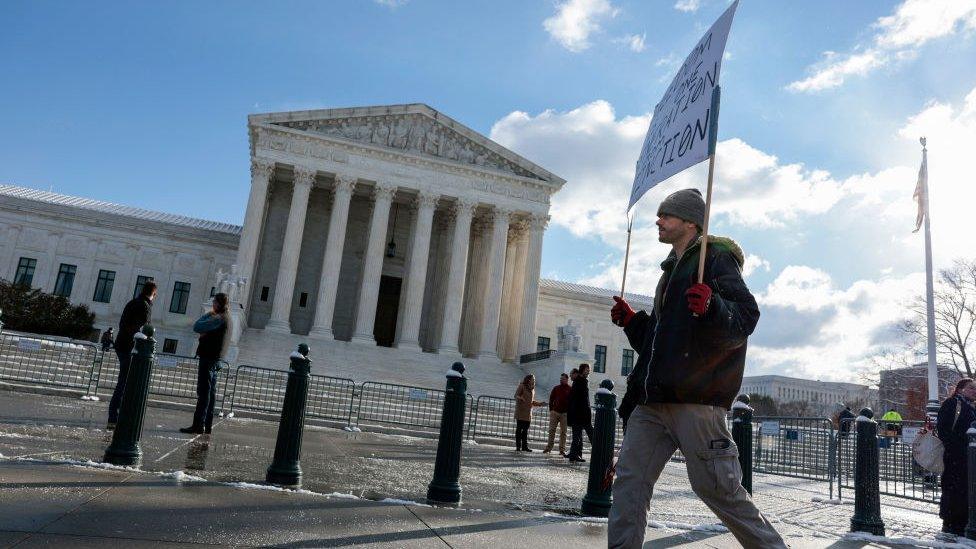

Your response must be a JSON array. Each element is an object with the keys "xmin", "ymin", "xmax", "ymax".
[{"xmin": 0, "ymin": 388, "xmax": 947, "ymax": 547}]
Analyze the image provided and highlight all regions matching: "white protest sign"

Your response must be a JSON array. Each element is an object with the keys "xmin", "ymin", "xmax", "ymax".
[
  {"xmin": 628, "ymin": 0, "xmax": 738, "ymax": 211},
  {"xmin": 761, "ymin": 420, "xmax": 780, "ymax": 435},
  {"xmin": 901, "ymin": 426, "xmax": 920, "ymax": 445},
  {"xmin": 17, "ymin": 339, "xmax": 42, "ymax": 352},
  {"xmin": 157, "ymin": 355, "xmax": 179, "ymax": 368}
]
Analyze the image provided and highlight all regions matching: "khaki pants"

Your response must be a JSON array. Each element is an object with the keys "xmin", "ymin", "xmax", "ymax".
[
  {"xmin": 544, "ymin": 410, "xmax": 568, "ymax": 453},
  {"xmin": 608, "ymin": 404, "xmax": 786, "ymax": 549}
]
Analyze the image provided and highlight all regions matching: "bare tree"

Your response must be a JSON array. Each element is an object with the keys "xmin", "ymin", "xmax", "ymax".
[{"xmin": 902, "ymin": 258, "xmax": 976, "ymax": 377}]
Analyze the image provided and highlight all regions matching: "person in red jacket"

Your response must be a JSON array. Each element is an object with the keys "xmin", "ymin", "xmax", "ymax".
[{"xmin": 543, "ymin": 373, "xmax": 572, "ymax": 455}]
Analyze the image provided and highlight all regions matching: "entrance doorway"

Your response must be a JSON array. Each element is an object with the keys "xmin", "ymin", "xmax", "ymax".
[{"xmin": 374, "ymin": 275, "xmax": 402, "ymax": 347}]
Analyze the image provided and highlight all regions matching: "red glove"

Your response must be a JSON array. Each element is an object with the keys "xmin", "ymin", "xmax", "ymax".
[
  {"xmin": 611, "ymin": 296, "xmax": 636, "ymax": 327},
  {"xmin": 686, "ymin": 283, "xmax": 713, "ymax": 316}
]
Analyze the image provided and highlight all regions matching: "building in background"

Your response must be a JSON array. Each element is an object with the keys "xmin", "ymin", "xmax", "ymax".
[
  {"xmin": 878, "ymin": 364, "xmax": 962, "ymax": 420},
  {"xmin": 739, "ymin": 374, "xmax": 878, "ymax": 417}
]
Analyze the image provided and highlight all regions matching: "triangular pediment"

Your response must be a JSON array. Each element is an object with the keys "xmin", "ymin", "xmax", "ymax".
[{"xmin": 249, "ymin": 104, "xmax": 562, "ymax": 185}]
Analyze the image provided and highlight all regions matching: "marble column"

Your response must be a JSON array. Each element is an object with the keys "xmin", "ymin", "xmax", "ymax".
[
  {"xmin": 308, "ymin": 175, "xmax": 357, "ymax": 339},
  {"xmin": 236, "ymin": 158, "xmax": 275, "ymax": 310},
  {"xmin": 502, "ymin": 220, "xmax": 529, "ymax": 361},
  {"xmin": 438, "ymin": 198, "xmax": 476, "ymax": 356},
  {"xmin": 516, "ymin": 214, "xmax": 548, "ymax": 357},
  {"xmin": 350, "ymin": 183, "xmax": 397, "ymax": 344},
  {"xmin": 396, "ymin": 190, "xmax": 438, "ymax": 352},
  {"xmin": 265, "ymin": 167, "xmax": 315, "ymax": 333},
  {"xmin": 477, "ymin": 206, "xmax": 511, "ymax": 359}
]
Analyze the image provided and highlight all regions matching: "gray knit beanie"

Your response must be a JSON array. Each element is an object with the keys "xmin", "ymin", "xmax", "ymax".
[{"xmin": 657, "ymin": 188, "xmax": 705, "ymax": 228}]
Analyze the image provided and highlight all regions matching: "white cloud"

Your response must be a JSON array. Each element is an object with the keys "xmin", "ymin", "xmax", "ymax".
[
  {"xmin": 373, "ymin": 0, "xmax": 408, "ymax": 7},
  {"xmin": 742, "ymin": 253, "xmax": 771, "ymax": 278},
  {"xmin": 673, "ymin": 0, "xmax": 702, "ymax": 13},
  {"xmin": 543, "ymin": 0, "xmax": 619, "ymax": 52},
  {"xmin": 613, "ymin": 33, "xmax": 646, "ymax": 52},
  {"xmin": 788, "ymin": 0, "xmax": 976, "ymax": 92}
]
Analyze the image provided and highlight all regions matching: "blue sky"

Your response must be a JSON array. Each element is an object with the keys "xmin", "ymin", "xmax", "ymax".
[{"xmin": 3, "ymin": 0, "xmax": 976, "ymax": 383}]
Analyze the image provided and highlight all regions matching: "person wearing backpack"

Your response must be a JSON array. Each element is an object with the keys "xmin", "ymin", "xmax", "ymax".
[{"xmin": 937, "ymin": 377, "xmax": 976, "ymax": 537}]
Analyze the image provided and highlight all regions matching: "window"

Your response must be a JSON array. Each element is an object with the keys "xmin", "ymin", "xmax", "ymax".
[
  {"xmin": 260, "ymin": 286, "xmax": 269, "ymax": 301},
  {"xmin": 536, "ymin": 336, "xmax": 550, "ymax": 352},
  {"xmin": 169, "ymin": 281, "xmax": 191, "ymax": 314},
  {"xmin": 594, "ymin": 345, "xmax": 607, "ymax": 373},
  {"xmin": 162, "ymin": 338, "xmax": 178, "ymax": 354},
  {"xmin": 299, "ymin": 292, "xmax": 308, "ymax": 307},
  {"xmin": 53, "ymin": 263, "xmax": 77, "ymax": 297},
  {"xmin": 621, "ymin": 349, "xmax": 635, "ymax": 376},
  {"xmin": 14, "ymin": 257, "xmax": 36, "ymax": 286},
  {"xmin": 92, "ymin": 270, "xmax": 116, "ymax": 303},
  {"xmin": 133, "ymin": 275, "xmax": 154, "ymax": 299}
]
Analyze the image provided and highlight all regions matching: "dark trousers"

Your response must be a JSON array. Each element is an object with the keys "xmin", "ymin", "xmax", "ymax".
[
  {"xmin": 515, "ymin": 420, "xmax": 530, "ymax": 449},
  {"xmin": 569, "ymin": 423, "xmax": 593, "ymax": 459},
  {"xmin": 107, "ymin": 348, "xmax": 132, "ymax": 423},
  {"xmin": 192, "ymin": 358, "xmax": 219, "ymax": 429}
]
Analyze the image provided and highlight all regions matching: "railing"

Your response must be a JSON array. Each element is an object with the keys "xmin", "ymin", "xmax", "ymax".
[
  {"xmin": 228, "ymin": 365, "xmax": 356, "ymax": 424},
  {"xmin": 471, "ymin": 395, "xmax": 551, "ymax": 444},
  {"xmin": 91, "ymin": 350, "xmax": 231, "ymax": 409},
  {"xmin": 355, "ymin": 381, "xmax": 473, "ymax": 434},
  {"xmin": 751, "ymin": 416, "xmax": 835, "ymax": 482},
  {"xmin": 519, "ymin": 350, "xmax": 555, "ymax": 364},
  {"xmin": 836, "ymin": 419, "xmax": 940, "ymax": 502},
  {"xmin": 0, "ymin": 330, "xmax": 101, "ymax": 391}
]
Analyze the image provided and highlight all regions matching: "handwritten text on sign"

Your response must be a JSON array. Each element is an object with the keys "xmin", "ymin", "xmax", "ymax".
[{"xmin": 628, "ymin": 0, "xmax": 738, "ymax": 210}]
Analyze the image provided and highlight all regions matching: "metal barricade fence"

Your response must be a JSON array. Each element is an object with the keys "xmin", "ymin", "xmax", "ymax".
[
  {"xmin": 227, "ymin": 365, "xmax": 356, "ymax": 424},
  {"xmin": 92, "ymin": 351, "xmax": 230, "ymax": 409},
  {"xmin": 0, "ymin": 329, "xmax": 101, "ymax": 391},
  {"xmin": 356, "ymin": 381, "xmax": 473, "ymax": 434},
  {"xmin": 836, "ymin": 419, "xmax": 940, "ymax": 502},
  {"xmin": 470, "ymin": 395, "xmax": 551, "ymax": 444},
  {"xmin": 751, "ymin": 416, "xmax": 834, "ymax": 482}
]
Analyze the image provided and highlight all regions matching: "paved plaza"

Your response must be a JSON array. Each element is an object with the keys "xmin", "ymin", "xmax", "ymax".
[{"xmin": 0, "ymin": 386, "xmax": 958, "ymax": 548}]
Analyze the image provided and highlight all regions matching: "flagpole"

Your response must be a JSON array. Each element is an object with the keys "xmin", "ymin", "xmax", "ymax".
[
  {"xmin": 920, "ymin": 137, "xmax": 939, "ymax": 418},
  {"xmin": 620, "ymin": 214, "xmax": 634, "ymax": 298},
  {"xmin": 697, "ymin": 86, "xmax": 721, "ymax": 284}
]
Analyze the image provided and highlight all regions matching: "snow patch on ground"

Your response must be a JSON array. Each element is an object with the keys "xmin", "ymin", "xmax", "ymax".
[
  {"xmin": 342, "ymin": 425, "xmax": 362, "ymax": 433},
  {"xmin": 544, "ymin": 513, "xmax": 608, "ymax": 524},
  {"xmin": 465, "ymin": 440, "xmax": 479, "ymax": 445},
  {"xmin": 158, "ymin": 470, "xmax": 207, "ymax": 483},
  {"xmin": 225, "ymin": 412, "xmax": 235, "ymax": 418},
  {"xmin": 80, "ymin": 395, "xmax": 100, "ymax": 401},
  {"xmin": 647, "ymin": 520, "xmax": 729, "ymax": 533},
  {"xmin": 378, "ymin": 498, "xmax": 432, "ymax": 507},
  {"xmin": 844, "ymin": 531, "xmax": 972, "ymax": 548},
  {"xmin": 0, "ymin": 432, "xmax": 32, "ymax": 439},
  {"xmin": 811, "ymin": 497, "xmax": 852, "ymax": 505}
]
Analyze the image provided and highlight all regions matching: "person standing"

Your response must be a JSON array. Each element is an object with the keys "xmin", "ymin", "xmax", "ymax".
[
  {"xmin": 181, "ymin": 293, "xmax": 233, "ymax": 435},
  {"xmin": 100, "ymin": 327, "xmax": 114, "ymax": 352},
  {"xmin": 566, "ymin": 363, "xmax": 592, "ymax": 463},
  {"xmin": 837, "ymin": 404, "xmax": 855, "ymax": 437},
  {"xmin": 607, "ymin": 189, "xmax": 785, "ymax": 548},
  {"xmin": 107, "ymin": 281, "xmax": 156, "ymax": 430},
  {"xmin": 880, "ymin": 407, "xmax": 903, "ymax": 439},
  {"xmin": 543, "ymin": 373, "xmax": 572, "ymax": 455},
  {"xmin": 513, "ymin": 374, "xmax": 544, "ymax": 452},
  {"xmin": 937, "ymin": 377, "xmax": 976, "ymax": 537}
]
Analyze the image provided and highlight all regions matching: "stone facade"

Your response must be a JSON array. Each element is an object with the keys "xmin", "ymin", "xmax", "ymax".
[{"xmin": 739, "ymin": 374, "xmax": 878, "ymax": 417}]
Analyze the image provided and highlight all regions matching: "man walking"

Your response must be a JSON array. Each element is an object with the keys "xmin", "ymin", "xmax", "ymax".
[
  {"xmin": 566, "ymin": 363, "xmax": 593, "ymax": 463},
  {"xmin": 607, "ymin": 189, "xmax": 785, "ymax": 548},
  {"xmin": 543, "ymin": 373, "xmax": 572, "ymax": 455},
  {"xmin": 107, "ymin": 281, "xmax": 156, "ymax": 430}
]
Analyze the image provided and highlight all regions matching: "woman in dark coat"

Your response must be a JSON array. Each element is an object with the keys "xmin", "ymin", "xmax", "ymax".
[{"xmin": 937, "ymin": 377, "xmax": 976, "ymax": 536}]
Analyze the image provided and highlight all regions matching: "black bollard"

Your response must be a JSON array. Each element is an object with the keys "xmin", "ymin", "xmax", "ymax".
[
  {"xmin": 427, "ymin": 362, "xmax": 468, "ymax": 504},
  {"xmin": 966, "ymin": 421, "xmax": 976, "ymax": 540},
  {"xmin": 581, "ymin": 379, "xmax": 616, "ymax": 517},
  {"xmin": 104, "ymin": 325, "xmax": 155, "ymax": 466},
  {"xmin": 266, "ymin": 344, "xmax": 312, "ymax": 487},
  {"xmin": 731, "ymin": 394, "xmax": 753, "ymax": 495},
  {"xmin": 850, "ymin": 408, "xmax": 885, "ymax": 536}
]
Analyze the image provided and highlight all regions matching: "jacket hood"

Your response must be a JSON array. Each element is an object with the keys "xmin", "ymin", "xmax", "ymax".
[{"xmin": 661, "ymin": 234, "xmax": 745, "ymax": 269}]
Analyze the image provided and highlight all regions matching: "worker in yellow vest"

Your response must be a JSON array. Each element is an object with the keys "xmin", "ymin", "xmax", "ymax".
[{"xmin": 880, "ymin": 408, "xmax": 903, "ymax": 440}]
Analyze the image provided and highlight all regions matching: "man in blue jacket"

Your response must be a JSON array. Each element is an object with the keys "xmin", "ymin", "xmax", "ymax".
[{"xmin": 607, "ymin": 189, "xmax": 785, "ymax": 548}]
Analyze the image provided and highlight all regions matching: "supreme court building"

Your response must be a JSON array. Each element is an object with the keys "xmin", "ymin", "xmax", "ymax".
[{"xmin": 0, "ymin": 104, "xmax": 645, "ymax": 395}]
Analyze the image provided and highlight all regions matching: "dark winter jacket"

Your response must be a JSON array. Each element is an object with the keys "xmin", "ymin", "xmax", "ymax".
[
  {"xmin": 116, "ymin": 296, "xmax": 152, "ymax": 355},
  {"xmin": 194, "ymin": 312, "xmax": 229, "ymax": 360},
  {"xmin": 567, "ymin": 376, "xmax": 592, "ymax": 427},
  {"xmin": 621, "ymin": 235, "xmax": 759, "ymax": 411},
  {"xmin": 937, "ymin": 395, "xmax": 976, "ymax": 527}
]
